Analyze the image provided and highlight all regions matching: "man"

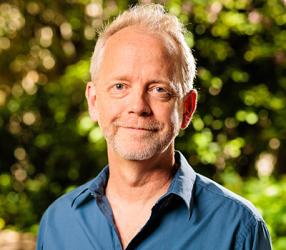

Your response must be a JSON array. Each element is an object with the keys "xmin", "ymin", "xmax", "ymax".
[{"xmin": 37, "ymin": 4, "xmax": 272, "ymax": 250}]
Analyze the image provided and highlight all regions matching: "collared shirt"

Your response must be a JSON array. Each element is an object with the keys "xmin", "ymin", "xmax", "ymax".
[{"xmin": 37, "ymin": 152, "xmax": 272, "ymax": 250}]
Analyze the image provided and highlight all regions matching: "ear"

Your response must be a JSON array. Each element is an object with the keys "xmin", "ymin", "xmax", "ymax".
[
  {"xmin": 181, "ymin": 89, "xmax": 197, "ymax": 129},
  {"xmin": 85, "ymin": 81, "xmax": 98, "ymax": 121}
]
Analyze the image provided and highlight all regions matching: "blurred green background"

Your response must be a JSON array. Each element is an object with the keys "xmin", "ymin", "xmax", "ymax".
[{"xmin": 0, "ymin": 0, "xmax": 285, "ymax": 248}]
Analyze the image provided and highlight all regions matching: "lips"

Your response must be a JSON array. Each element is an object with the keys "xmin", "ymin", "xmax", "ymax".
[
  {"xmin": 113, "ymin": 119, "xmax": 161, "ymax": 132},
  {"xmin": 120, "ymin": 126, "xmax": 158, "ymax": 132}
]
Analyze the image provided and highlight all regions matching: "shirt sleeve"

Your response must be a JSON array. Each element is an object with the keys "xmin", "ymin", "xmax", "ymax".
[
  {"xmin": 235, "ymin": 218, "xmax": 272, "ymax": 250},
  {"xmin": 36, "ymin": 211, "xmax": 48, "ymax": 250}
]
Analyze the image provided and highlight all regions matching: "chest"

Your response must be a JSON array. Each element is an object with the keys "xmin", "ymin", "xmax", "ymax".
[
  {"xmin": 45, "ymin": 197, "xmax": 243, "ymax": 250},
  {"xmin": 111, "ymin": 203, "xmax": 153, "ymax": 249}
]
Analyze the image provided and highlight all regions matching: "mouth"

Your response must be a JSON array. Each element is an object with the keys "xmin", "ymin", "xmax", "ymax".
[{"xmin": 120, "ymin": 126, "xmax": 158, "ymax": 132}]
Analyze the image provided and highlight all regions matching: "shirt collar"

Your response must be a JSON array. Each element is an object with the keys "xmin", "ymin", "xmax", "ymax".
[
  {"xmin": 71, "ymin": 166, "xmax": 109, "ymax": 208},
  {"xmin": 164, "ymin": 151, "xmax": 196, "ymax": 211},
  {"xmin": 155, "ymin": 151, "xmax": 196, "ymax": 210},
  {"xmin": 71, "ymin": 151, "xmax": 196, "ymax": 211}
]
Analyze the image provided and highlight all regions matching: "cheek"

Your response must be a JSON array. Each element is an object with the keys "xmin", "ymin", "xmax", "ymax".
[
  {"xmin": 156, "ymin": 104, "xmax": 181, "ymax": 127},
  {"xmin": 169, "ymin": 103, "xmax": 184, "ymax": 128},
  {"xmin": 170, "ymin": 109, "xmax": 181, "ymax": 127},
  {"xmin": 96, "ymin": 98, "xmax": 123, "ymax": 123}
]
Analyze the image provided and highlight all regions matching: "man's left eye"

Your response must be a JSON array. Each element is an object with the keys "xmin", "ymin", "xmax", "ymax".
[
  {"xmin": 149, "ymin": 86, "xmax": 173, "ymax": 100},
  {"xmin": 155, "ymin": 87, "xmax": 167, "ymax": 92}
]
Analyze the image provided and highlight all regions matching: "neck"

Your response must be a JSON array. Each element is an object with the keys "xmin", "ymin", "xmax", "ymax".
[{"xmin": 106, "ymin": 145, "xmax": 176, "ymax": 203}]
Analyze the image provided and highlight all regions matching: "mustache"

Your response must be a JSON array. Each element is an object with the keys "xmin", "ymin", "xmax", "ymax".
[{"xmin": 113, "ymin": 119, "xmax": 162, "ymax": 131}]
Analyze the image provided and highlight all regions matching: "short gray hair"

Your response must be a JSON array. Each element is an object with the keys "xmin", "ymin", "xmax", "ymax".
[{"xmin": 90, "ymin": 4, "xmax": 196, "ymax": 96}]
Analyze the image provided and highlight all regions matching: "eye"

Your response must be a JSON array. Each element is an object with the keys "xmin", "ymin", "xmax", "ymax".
[
  {"xmin": 149, "ymin": 85, "xmax": 173, "ymax": 100},
  {"xmin": 114, "ymin": 83, "xmax": 125, "ymax": 90},
  {"xmin": 155, "ymin": 86, "xmax": 167, "ymax": 93},
  {"xmin": 109, "ymin": 82, "xmax": 128, "ymax": 98}
]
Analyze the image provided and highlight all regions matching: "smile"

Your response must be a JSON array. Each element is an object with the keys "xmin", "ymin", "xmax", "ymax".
[{"xmin": 120, "ymin": 126, "xmax": 158, "ymax": 132}]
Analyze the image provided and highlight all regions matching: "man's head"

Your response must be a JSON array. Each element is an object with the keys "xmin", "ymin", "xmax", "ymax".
[{"xmin": 86, "ymin": 4, "xmax": 197, "ymax": 161}]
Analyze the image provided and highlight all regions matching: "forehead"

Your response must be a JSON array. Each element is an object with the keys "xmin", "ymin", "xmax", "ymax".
[
  {"xmin": 97, "ymin": 26, "xmax": 175, "ymax": 80},
  {"xmin": 105, "ymin": 26, "xmax": 170, "ymax": 49}
]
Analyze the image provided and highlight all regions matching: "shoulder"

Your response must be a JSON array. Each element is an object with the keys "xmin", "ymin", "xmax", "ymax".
[
  {"xmin": 38, "ymin": 178, "xmax": 95, "ymax": 234},
  {"xmin": 37, "ymin": 178, "xmax": 98, "ymax": 250},
  {"xmin": 40, "ymin": 165, "xmax": 109, "ymax": 223},
  {"xmin": 41, "ymin": 178, "xmax": 95, "ymax": 221},
  {"xmin": 193, "ymin": 174, "xmax": 272, "ymax": 249},
  {"xmin": 54, "ymin": 178, "xmax": 94, "ymax": 205},
  {"xmin": 194, "ymin": 173, "xmax": 264, "ymax": 222}
]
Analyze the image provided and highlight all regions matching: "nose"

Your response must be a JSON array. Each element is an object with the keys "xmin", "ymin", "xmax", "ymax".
[{"xmin": 127, "ymin": 89, "xmax": 152, "ymax": 117}]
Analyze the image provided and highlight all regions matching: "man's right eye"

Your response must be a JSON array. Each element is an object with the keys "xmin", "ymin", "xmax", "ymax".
[
  {"xmin": 114, "ymin": 83, "xmax": 124, "ymax": 90},
  {"xmin": 109, "ymin": 83, "xmax": 128, "ymax": 98}
]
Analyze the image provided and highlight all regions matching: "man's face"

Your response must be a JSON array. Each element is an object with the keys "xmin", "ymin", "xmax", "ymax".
[{"xmin": 86, "ymin": 27, "xmax": 195, "ymax": 161}]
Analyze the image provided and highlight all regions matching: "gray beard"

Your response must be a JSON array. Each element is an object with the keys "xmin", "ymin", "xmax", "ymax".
[{"xmin": 105, "ymin": 126, "xmax": 179, "ymax": 161}]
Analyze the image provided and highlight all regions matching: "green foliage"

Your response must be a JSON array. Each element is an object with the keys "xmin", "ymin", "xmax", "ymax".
[{"xmin": 0, "ymin": 0, "xmax": 285, "ymax": 247}]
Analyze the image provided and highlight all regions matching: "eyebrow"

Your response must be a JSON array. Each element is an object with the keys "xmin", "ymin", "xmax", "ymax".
[
  {"xmin": 146, "ymin": 79, "xmax": 172, "ymax": 85},
  {"xmin": 103, "ymin": 75, "xmax": 172, "ymax": 85}
]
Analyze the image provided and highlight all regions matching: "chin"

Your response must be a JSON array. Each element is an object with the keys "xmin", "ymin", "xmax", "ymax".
[
  {"xmin": 114, "ymin": 144, "xmax": 157, "ymax": 161},
  {"xmin": 112, "ymin": 139, "xmax": 173, "ymax": 161},
  {"xmin": 105, "ymin": 129, "xmax": 177, "ymax": 161},
  {"xmin": 118, "ymin": 151, "xmax": 156, "ymax": 161}
]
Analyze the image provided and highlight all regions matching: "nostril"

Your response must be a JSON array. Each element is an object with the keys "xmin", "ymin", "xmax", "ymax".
[
  {"xmin": 128, "ymin": 108, "xmax": 152, "ymax": 116},
  {"xmin": 140, "ymin": 110, "xmax": 151, "ymax": 117}
]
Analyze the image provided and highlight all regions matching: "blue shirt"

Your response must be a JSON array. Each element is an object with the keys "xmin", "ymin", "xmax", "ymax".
[{"xmin": 37, "ymin": 152, "xmax": 272, "ymax": 250}]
